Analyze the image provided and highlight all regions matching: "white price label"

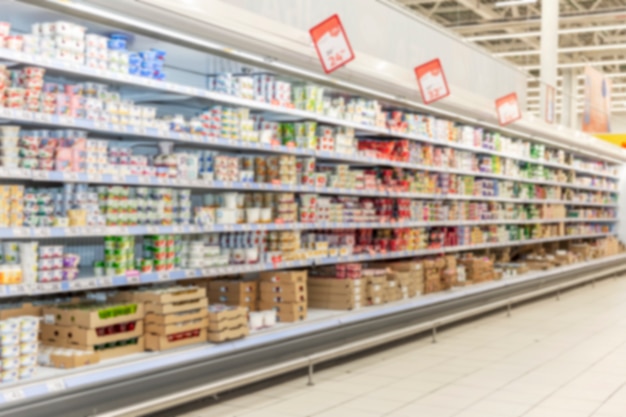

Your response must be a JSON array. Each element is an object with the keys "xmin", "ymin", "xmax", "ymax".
[
  {"xmin": 70, "ymin": 281, "xmax": 84, "ymax": 290},
  {"xmin": 158, "ymin": 272, "xmax": 169, "ymax": 282},
  {"xmin": 309, "ymin": 15, "xmax": 355, "ymax": 73},
  {"xmin": 415, "ymin": 59, "xmax": 450, "ymax": 104},
  {"xmin": 98, "ymin": 277, "xmax": 114, "ymax": 287},
  {"xmin": 35, "ymin": 228, "xmax": 51, "ymax": 237},
  {"xmin": 186, "ymin": 269, "xmax": 197, "ymax": 278},
  {"xmin": 46, "ymin": 379, "xmax": 66, "ymax": 393},
  {"xmin": 3, "ymin": 389, "xmax": 25, "ymax": 402},
  {"xmin": 85, "ymin": 279, "xmax": 98, "ymax": 289},
  {"xmin": 201, "ymin": 268, "xmax": 212, "ymax": 276},
  {"xmin": 33, "ymin": 170, "xmax": 48, "ymax": 180},
  {"xmin": 127, "ymin": 276, "xmax": 141, "ymax": 284}
]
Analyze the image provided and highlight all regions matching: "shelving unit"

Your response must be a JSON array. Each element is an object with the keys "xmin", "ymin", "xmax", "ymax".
[{"xmin": 0, "ymin": 1, "xmax": 622, "ymax": 415}]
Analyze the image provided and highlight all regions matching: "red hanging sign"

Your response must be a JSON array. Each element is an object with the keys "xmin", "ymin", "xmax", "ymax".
[
  {"xmin": 414, "ymin": 59, "xmax": 450, "ymax": 104},
  {"xmin": 309, "ymin": 14, "xmax": 355, "ymax": 74},
  {"xmin": 495, "ymin": 93, "xmax": 522, "ymax": 126}
]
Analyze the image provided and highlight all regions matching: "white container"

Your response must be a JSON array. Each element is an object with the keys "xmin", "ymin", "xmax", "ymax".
[
  {"xmin": 221, "ymin": 193, "xmax": 238, "ymax": 209},
  {"xmin": 260, "ymin": 208, "xmax": 273, "ymax": 223},
  {"xmin": 0, "ymin": 333, "xmax": 19, "ymax": 346},
  {"xmin": 245, "ymin": 246, "xmax": 259, "ymax": 264},
  {"xmin": 246, "ymin": 208, "xmax": 260, "ymax": 224},
  {"xmin": 248, "ymin": 312, "xmax": 264, "ymax": 330},
  {"xmin": 263, "ymin": 310, "xmax": 277, "ymax": 327}
]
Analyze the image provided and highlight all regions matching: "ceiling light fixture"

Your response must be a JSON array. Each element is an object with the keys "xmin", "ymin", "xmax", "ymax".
[{"xmin": 494, "ymin": 0, "xmax": 537, "ymax": 7}]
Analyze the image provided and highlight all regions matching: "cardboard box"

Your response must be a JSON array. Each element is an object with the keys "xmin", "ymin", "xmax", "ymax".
[
  {"xmin": 257, "ymin": 301, "xmax": 307, "ymax": 322},
  {"xmin": 307, "ymin": 277, "xmax": 363, "ymax": 290},
  {"xmin": 47, "ymin": 350, "xmax": 100, "ymax": 369},
  {"xmin": 41, "ymin": 321, "xmax": 144, "ymax": 347},
  {"xmin": 145, "ymin": 309, "xmax": 208, "ymax": 326},
  {"xmin": 259, "ymin": 270, "xmax": 307, "ymax": 284},
  {"xmin": 307, "ymin": 298, "xmax": 361, "ymax": 310},
  {"xmin": 0, "ymin": 302, "xmax": 42, "ymax": 319},
  {"xmin": 146, "ymin": 318, "xmax": 208, "ymax": 336},
  {"xmin": 259, "ymin": 282, "xmax": 307, "ymax": 303},
  {"xmin": 145, "ymin": 298, "xmax": 208, "ymax": 315},
  {"xmin": 146, "ymin": 328, "xmax": 207, "ymax": 351},
  {"xmin": 96, "ymin": 337, "xmax": 144, "ymax": 360},
  {"xmin": 208, "ymin": 326, "xmax": 249, "ymax": 343},
  {"xmin": 116, "ymin": 287, "xmax": 206, "ymax": 305},
  {"xmin": 42, "ymin": 303, "xmax": 144, "ymax": 328},
  {"xmin": 208, "ymin": 281, "xmax": 257, "ymax": 306}
]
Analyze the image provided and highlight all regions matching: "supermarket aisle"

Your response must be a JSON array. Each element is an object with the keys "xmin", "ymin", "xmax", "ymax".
[{"xmin": 177, "ymin": 276, "xmax": 626, "ymax": 417}]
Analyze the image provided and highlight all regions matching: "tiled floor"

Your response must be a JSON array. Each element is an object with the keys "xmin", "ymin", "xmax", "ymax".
[{"xmin": 177, "ymin": 275, "xmax": 626, "ymax": 417}]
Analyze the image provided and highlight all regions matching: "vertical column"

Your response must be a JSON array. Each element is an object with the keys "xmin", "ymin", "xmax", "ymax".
[
  {"xmin": 561, "ymin": 68, "xmax": 578, "ymax": 129},
  {"xmin": 539, "ymin": 0, "xmax": 559, "ymax": 122}
]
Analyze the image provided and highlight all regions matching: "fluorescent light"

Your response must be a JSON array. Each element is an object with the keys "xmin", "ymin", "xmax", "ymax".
[
  {"xmin": 523, "ymin": 58, "xmax": 626, "ymax": 70},
  {"xmin": 497, "ymin": 43, "xmax": 626, "ymax": 57},
  {"xmin": 466, "ymin": 23, "xmax": 626, "ymax": 42},
  {"xmin": 495, "ymin": 0, "xmax": 537, "ymax": 7}
]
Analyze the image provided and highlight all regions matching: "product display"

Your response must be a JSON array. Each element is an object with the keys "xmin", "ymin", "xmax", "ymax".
[
  {"xmin": 116, "ymin": 286, "xmax": 208, "ymax": 351},
  {"xmin": 0, "ymin": 8, "xmax": 623, "ymax": 412}
]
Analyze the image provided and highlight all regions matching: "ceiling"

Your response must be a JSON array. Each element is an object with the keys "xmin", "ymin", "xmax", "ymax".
[{"xmin": 393, "ymin": 0, "xmax": 626, "ymax": 115}]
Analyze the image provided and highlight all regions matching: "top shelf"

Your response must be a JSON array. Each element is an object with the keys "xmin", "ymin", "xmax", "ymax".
[{"xmin": 0, "ymin": 47, "xmax": 619, "ymax": 181}]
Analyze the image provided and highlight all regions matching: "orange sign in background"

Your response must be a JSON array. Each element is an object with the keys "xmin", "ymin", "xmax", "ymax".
[
  {"xmin": 414, "ymin": 59, "xmax": 450, "ymax": 104},
  {"xmin": 309, "ymin": 14, "xmax": 355, "ymax": 74},
  {"xmin": 583, "ymin": 66, "xmax": 611, "ymax": 133},
  {"xmin": 495, "ymin": 93, "xmax": 521, "ymax": 126}
]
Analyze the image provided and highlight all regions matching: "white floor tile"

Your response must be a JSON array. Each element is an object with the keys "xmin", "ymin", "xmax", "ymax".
[{"xmin": 176, "ymin": 278, "xmax": 626, "ymax": 417}]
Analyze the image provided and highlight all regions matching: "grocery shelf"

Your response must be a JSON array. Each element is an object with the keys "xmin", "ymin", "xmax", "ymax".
[
  {"xmin": 0, "ymin": 232, "xmax": 614, "ymax": 299},
  {"xmin": 0, "ymin": 106, "xmax": 617, "ymax": 195},
  {"xmin": 0, "ymin": 166, "xmax": 617, "ymax": 206},
  {"xmin": 0, "ymin": 217, "xmax": 615, "ymax": 240},
  {"xmin": 2, "ymin": 252, "xmax": 624, "ymax": 417},
  {"xmin": 0, "ymin": 47, "xmax": 619, "ymax": 182}
]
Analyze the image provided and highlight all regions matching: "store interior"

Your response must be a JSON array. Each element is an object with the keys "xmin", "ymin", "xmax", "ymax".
[{"xmin": 0, "ymin": 1, "xmax": 624, "ymax": 416}]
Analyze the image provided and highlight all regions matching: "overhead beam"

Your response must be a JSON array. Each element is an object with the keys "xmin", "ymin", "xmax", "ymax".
[
  {"xmin": 449, "ymin": 9, "xmax": 626, "ymax": 33},
  {"xmin": 496, "ymin": 42, "xmax": 626, "ymax": 57},
  {"xmin": 523, "ymin": 58, "xmax": 626, "ymax": 70},
  {"xmin": 465, "ymin": 23, "xmax": 626, "ymax": 42}
]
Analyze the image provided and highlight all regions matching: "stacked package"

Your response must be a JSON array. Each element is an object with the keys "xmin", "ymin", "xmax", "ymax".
[
  {"xmin": 423, "ymin": 257, "xmax": 445, "ymax": 294},
  {"xmin": 362, "ymin": 268, "xmax": 387, "ymax": 306},
  {"xmin": 0, "ymin": 316, "xmax": 39, "ymax": 383},
  {"xmin": 308, "ymin": 278, "xmax": 363, "ymax": 310},
  {"xmin": 31, "ymin": 21, "xmax": 86, "ymax": 65},
  {"xmin": 376, "ymin": 261, "xmax": 424, "ymax": 299},
  {"xmin": 258, "ymin": 270, "xmax": 307, "ymax": 322},
  {"xmin": 207, "ymin": 305, "xmax": 249, "ymax": 343},
  {"xmin": 118, "ymin": 286, "xmax": 208, "ymax": 351},
  {"xmin": 0, "ymin": 185, "xmax": 24, "ymax": 227},
  {"xmin": 0, "ymin": 125, "xmax": 18, "ymax": 170},
  {"xmin": 208, "ymin": 279, "xmax": 258, "ymax": 312},
  {"xmin": 38, "ymin": 244, "xmax": 80, "ymax": 283},
  {"xmin": 459, "ymin": 255, "xmax": 496, "ymax": 283},
  {"xmin": 41, "ymin": 301, "xmax": 145, "ymax": 360},
  {"xmin": 39, "ymin": 346, "xmax": 100, "ymax": 369}
]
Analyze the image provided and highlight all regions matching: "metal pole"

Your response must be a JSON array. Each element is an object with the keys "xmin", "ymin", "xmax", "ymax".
[
  {"xmin": 307, "ymin": 362, "xmax": 314, "ymax": 386},
  {"xmin": 539, "ymin": 0, "xmax": 559, "ymax": 122}
]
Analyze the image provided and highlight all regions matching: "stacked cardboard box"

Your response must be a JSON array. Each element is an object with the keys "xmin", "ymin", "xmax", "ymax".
[
  {"xmin": 207, "ymin": 305, "xmax": 249, "ymax": 343},
  {"xmin": 41, "ymin": 302, "xmax": 145, "ymax": 360},
  {"xmin": 208, "ymin": 280, "xmax": 257, "ymax": 311},
  {"xmin": 258, "ymin": 270, "xmax": 307, "ymax": 322},
  {"xmin": 423, "ymin": 257, "xmax": 446, "ymax": 294},
  {"xmin": 362, "ymin": 269, "xmax": 387, "ymax": 305},
  {"xmin": 374, "ymin": 261, "xmax": 424, "ymax": 297},
  {"xmin": 441, "ymin": 256, "xmax": 458, "ymax": 290},
  {"xmin": 459, "ymin": 256, "xmax": 496, "ymax": 283},
  {"xmin": 117, "ymin": 287, "xmax": 208, "ymax": 351},
  {"xmin": 308, "ymin": 277, "xmax": 363, "ymax": 310}
]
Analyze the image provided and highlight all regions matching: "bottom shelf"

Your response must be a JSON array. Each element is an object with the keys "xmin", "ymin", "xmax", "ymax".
[{"xmin": 2, "ymin": 253, "xmax": 626, "ymax": 411}]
